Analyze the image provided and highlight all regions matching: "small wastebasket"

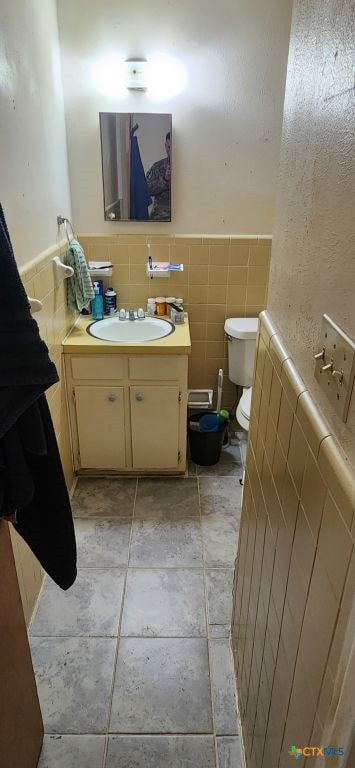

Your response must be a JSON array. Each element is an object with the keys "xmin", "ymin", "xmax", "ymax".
[{"xmin": 187, "ymin": 413, "xmax": 227, "ymax": 466}]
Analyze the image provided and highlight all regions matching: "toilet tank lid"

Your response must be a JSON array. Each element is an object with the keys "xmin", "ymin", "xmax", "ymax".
[{"xmin": 224, "ymin": 317, "xmax": 259, "ymax": 339}]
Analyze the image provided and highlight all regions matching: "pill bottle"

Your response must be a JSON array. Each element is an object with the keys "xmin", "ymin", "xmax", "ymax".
[
  {"xmin": 155, "ymin": 297, "xmax": 166, "ymax": 316},
  {"xmin": 146, "ymin": 298, "xmax": 156, "ymax": 316}
]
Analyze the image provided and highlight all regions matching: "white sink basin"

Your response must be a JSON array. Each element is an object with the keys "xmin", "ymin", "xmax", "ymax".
[{"xmin": 87, "ymin": 316, "xmax": 174, "ymax": 343}]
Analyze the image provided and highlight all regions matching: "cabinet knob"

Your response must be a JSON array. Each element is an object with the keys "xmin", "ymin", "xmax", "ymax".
[
  {"xmin": 136, "ymin": 393, "xmax": 144, "ymax": 401},
  {"xmin": 108, "ymin": 394, "xmax": 117, "ymax": 402}
]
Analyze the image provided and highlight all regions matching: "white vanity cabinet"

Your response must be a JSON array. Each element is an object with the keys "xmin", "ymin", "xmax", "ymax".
[
  {"xmin": 74, "ymin": 385, "xmax": 126, "ymax": 469},
  {"xmin": 64, "ymin": 354, "xmax": 188, "ymax": 474}
]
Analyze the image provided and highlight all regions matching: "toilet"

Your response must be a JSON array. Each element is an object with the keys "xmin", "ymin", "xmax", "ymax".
[{"xmin": 224, "ymin": 317, "xmax": 259, "ymax": 431}]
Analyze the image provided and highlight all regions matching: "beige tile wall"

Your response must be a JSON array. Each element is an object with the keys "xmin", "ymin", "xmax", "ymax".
[
  {"xmin": 232, "ymin": 310, "xmax": 355, "ymax": 768},
  {"xmin": 79, "ymin": 234, "xmax": 271, "ymax": 407},
  {"xmin": 10, "ymin": 241, "xmax": 77, "ymax": 624}
]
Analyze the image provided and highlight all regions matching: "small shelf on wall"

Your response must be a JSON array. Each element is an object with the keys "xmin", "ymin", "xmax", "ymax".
[
  {"xmin": 146, "ymin": 261, "xmax": 184, "ymax": 279},
  {"xmin": 89, "ymin": 269, "xmax": 113, "ymax": 277},
  {"xmin": 88, "ymin": 261, "xmax": 113, "ymax": 278}
]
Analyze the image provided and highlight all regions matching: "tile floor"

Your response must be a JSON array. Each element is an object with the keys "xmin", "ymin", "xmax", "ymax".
[{"xmin": 30, "ymin": 436, "xmax": 246, "ymax": 768}]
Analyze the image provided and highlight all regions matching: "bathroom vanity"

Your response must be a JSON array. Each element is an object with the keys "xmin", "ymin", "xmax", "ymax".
[{"xmin": 62, "ymin": 316, "xmax": 190, "ymax": 474}]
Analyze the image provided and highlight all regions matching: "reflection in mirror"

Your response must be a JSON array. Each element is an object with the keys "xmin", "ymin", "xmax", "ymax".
[{"xmin": 99, "ymin": 113, "xmax": 172, "ymax": 222}]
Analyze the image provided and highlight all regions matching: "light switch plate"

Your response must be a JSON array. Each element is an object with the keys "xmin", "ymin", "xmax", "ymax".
[{"xmin": 314, "ymin": 314, "xmax": 355, "ymax": 422}]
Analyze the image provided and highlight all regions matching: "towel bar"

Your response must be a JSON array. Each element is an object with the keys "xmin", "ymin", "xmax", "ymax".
[{"xmin": 57, "ymin": 215, "xmax": 76, "ymax": 244}]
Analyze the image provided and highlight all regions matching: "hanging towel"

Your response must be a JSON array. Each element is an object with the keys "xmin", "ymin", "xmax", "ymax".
[
  {"xmin": 2, "ymin": 396, "xmax": 77, "ymax": 590},
  {"xmin": 130, "ymin": 134, "xmax": 152, "ymax": 220},
  {"xmin": 0, "ymin": 203, "xmax": 77, "ymax": 590},
  {"xmin": 66, "ymin": 238, "xmax": 95, "ymax": 311},
  {"xmin": 0, "ymin": 205, "xmax": 59, "ymax": 437}
]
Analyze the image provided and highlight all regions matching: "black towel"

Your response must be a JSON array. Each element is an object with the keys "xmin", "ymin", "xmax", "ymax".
[{"xmin": 0, "ymin": 203, "xmax": 76, "ymax": 590}]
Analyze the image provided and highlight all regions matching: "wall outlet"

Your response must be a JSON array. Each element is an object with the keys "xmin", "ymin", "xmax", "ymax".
[{"xmin": 314, "ymin": 314, "xmax": 355, "ymax": 422}]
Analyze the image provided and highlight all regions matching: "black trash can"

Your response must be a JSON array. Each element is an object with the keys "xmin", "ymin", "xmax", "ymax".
[{"xmin": 187, "ymin": 413, "xmax": 227, "ymax": 466}]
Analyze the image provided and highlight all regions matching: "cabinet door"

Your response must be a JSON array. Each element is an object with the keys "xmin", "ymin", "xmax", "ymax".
[
  {"xmin": 75, "ymin": 386, "xmax": 126, "ymax": 469},
  {"xmin": 130, "ymin": 386, "xmax": 181, "ymax": 469}
]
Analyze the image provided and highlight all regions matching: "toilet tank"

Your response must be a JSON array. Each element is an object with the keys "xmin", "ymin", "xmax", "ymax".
[{"xmin": 224, "ymin": 317, "xmax": 259, "ymax": 387}]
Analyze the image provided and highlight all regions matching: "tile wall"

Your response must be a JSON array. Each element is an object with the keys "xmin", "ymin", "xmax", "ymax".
[
  {"xmin": 232, "ymin": 310, "xmax": 355, "ymax": 768},
  {"xmin": 10, "ymin": 241, "xmax": 77, "ymax": 624},
  {"xmin": 79, "ymin": 234, "xmax": 271, "ymax": 407}
]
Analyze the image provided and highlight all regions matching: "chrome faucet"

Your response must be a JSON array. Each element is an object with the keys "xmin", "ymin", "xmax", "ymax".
[{"xmin": 129, "ymin": 308, "xmax": 135, "ymax": 321}]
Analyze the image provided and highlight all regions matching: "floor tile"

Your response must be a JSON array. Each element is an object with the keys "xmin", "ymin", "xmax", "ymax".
[
  {"xmin": 121, "ymin": 569, "xmax": 206, "ymax": 637},
  {"xmin": 38, "ymin": 735, "xmax": 105, "ymax": 768},
  {"xmin": 191, "ymin": 444, "xmax": 243, "ymax": 477},
  {"xmin": 199, "ymin": 477, "xmax": 243, "ymax": 516},
  {"xmin": 129, "ymin": 519, "xmax": 203, "ymax": 567},
  {"xmin": 135, "ymin": 478, "xmax": 199, "ymax": 519},
  {"xmin": 30, "ymin": 637, "xmax": 116, "ymax": 733},
  {"xmin": 109, "ymin": 638, "xmax": 213, "ymax": 733},
  {"xmin": 187, "ymin": 460, "xmax": 198, "ymax": 476},
  {"xmin": 202, "ymin": 515, "xmax": 239, "ymax": 567},
  {"xmin": 106, "ymin": 736, "xmax": 216, "ymax": 767},
  {"xmin": 75, "ymin": 518, "xmax": 131, "ymax": 567},
  {"xmin": 30, "ymin": 569, "xmax": 125, "ymax": 637},
  {"xmin": 210, "ymin": 640, "xmax": 238, "ymax": 735},
  {"xmin": 216, "ymin": 737, "xmax": 243, "ymax": 768},
  {"xmin": 206, "ymin": 569, "xmax": 234, "ymax": 626},
  {"xmin": 72, "ymin": 478, "xmax": 136, "ymax": 517}
]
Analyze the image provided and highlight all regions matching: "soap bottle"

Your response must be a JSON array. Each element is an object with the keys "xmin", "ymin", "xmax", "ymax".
[{"xmin": 91, "ymin": 282, "xmax": 104, "ymax": 320}]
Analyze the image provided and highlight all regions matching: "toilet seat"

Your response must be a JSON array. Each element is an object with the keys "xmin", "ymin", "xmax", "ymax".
[{"xmin": 236, "ymin": 387, "xmax": 252, "ymax": 431}]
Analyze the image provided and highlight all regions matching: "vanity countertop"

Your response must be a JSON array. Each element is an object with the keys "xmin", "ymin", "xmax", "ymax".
[{"xmin": 62, "ymin": 315, "xmax": 191, "ymax": 355}]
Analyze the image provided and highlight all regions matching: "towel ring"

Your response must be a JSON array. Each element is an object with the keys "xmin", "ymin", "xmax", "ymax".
[{"xmin": 57, "ymin": 215, "xmax": 77, "ymax": 245}]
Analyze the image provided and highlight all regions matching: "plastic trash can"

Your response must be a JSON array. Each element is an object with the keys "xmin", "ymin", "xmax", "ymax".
[{"xmin": 187, "ymin": 413, "xmax": 227, "ymax": 466}]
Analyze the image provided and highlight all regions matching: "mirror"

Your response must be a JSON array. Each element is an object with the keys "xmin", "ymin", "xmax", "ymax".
[{"xmin": 99, "ymin": 112, "xmax": 172, "ymax": 222}]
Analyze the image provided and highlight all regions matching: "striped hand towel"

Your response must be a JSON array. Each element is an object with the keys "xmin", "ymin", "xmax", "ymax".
[{"xmin": 66, "ymin": 239, "xmax": 95, "ymax": 311}]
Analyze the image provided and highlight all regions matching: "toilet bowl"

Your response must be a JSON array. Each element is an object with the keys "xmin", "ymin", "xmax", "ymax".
[
  {"xmin": 236, "ymin": 386, "xmax": 252, "ymax": 431},
  {"xmin": 224, "ymin": 316, "xmax": 258, "ymax": 432}
]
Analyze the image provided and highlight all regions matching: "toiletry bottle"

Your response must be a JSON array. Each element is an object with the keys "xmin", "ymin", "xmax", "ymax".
[
  {"xmin": 104, "ymin": 287, "xmax": 117, "ymax": 315},
  {"xmin": 155, "ymin": 297, "xmax": 166, "ymax": 316},
  {"xmin": 91, "ymin": 282, "xmax": 104, "ymax": 320},
  {"xmin": 147, "ymin": 298, "xmax": 156, "ymax": 316}
]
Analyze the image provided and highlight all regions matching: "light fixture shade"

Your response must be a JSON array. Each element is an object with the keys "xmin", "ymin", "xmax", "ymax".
[{"xmin": 125, "ymin": 60, "xmax": 148, "ymax": 90}]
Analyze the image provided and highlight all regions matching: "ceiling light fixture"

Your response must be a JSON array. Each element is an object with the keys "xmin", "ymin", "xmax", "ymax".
[{"xmin": 125, "ymin": 60, "xmax": 148, "ymax": 90}]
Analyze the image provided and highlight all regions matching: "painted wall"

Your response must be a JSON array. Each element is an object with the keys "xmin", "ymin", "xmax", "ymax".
[
  {"xmin": 268, "ymin": 0, "xmax": 355, "ymax": 467},
  {"xmin": 0, "ymin": 0, "xmax": 72, "ymax": 266},
  {"xmin": 56, "ymin": 0, "xmax": 293, "ymax": 234}
]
